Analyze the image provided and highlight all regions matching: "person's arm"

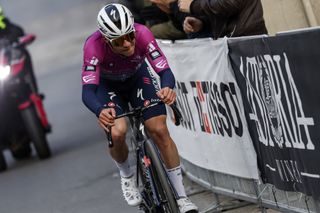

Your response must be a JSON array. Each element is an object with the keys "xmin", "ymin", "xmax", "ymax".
[
  {"xmin": 190, "ymin": 0, "xmax": 245, "ymax": 18},
  {"xmin": 168, "ymin": 1, "xmax": 188, "ymax": 31},
  {"xmin": 140, "ymin": 26, "xmax": 171, "ymax": 74},
  {"xmin": 82, "ymin": 84, "xmax": 104, "ymax": 117},
  {"xmin": 81, "ymin": 37, "xmax": 103, "ymax": 117},
  {"xmin": 157, "ymin": 68, "xmax": 175, "ymax": 89},
  {"xmin": 140, "ymin": 26, "xmax": 177, "ymax": 104},
  {"xmin": 156, "ymin": 68, "xmax": 176, "ymax": 105}
]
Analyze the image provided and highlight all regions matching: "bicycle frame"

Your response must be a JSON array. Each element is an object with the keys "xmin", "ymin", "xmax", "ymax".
[
  {"xmin": 106, "ymin": 102, "xmax": 182, "ymax": 212},
  {"xmin": 129, "ymin": 115, "xmax": 162, "ymax": 212}
]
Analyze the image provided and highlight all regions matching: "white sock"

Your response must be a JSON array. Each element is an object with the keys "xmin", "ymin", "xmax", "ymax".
[
  {"xmin": 166, "ymin": 166, "xmax": 187, "ymax": 198},
  {"xmin": 114, "ymin": 158, "xmax": 133, "ymax": 178}
]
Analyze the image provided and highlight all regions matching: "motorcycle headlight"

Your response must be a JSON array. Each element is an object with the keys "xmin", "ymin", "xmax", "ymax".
[{"xmin": 0, "ymin": 65, "xmax": 10, "ymax": 80}]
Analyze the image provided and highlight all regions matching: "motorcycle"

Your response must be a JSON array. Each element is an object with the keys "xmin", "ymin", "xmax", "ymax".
[{"xmin": 0, "ymin": 34, "xmax": 51, "ymax": 172}]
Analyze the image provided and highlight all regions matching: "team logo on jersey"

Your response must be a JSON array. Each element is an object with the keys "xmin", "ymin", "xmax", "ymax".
[
  {"xmin": 150, "ymin": 51, "xmax": 161, "ymax": 60},
  {"xmin": 82, "ymin": 74, "xmax": 96, "ymax": 83},
  {"xmin": 85, "ymin": 65, "xmax": 96, "ymax": 71},
  {"xmin": 108, "ymin": 92, "xmax": 117, "ymax": 101},
  {"xmin": 137, "ymin": 88, "xmax": 145, "ymax": 100},
  {"xmin": 143, "ymin": 100, "xmax": 150, "ymax": 107},
  {"xmin": 147, "ymin": 42, "xmax": 156, "ymax": 52},
  {"xmin": 107, "ymin": 102, "xmax": 115, "ymax": 107},
  {"xmin": 150, "ymin": 98, "xmax": 161, "ymax": 103},
  {"xmin": 90, "ymin": 57, "xmax": 99, "ymax": 65},
  {"xmin": 143, "ymin": 77, "xmax": 151, "ymax": 85},
  {"xmin": 155, "ymin": 59, "xmax": 167, "ymax": 69}
]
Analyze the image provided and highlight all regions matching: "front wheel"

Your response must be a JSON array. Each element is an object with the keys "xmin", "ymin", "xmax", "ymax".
[
  {"xmin": 21, "ymin": 106, "xmax": 51, "ymax": 159},
  {"xmin": 144, "ymin": 140, "xmax": 179, "ymax": 213}
]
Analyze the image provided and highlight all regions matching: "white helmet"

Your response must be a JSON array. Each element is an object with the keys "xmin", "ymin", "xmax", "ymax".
[{"xmin": 97, "ymin": 3, "xmax": 134, "ymax": 39}]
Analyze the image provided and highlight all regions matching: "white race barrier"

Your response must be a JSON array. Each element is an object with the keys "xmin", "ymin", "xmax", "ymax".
[
  {"xmin": 159, "ymin": 38, "xmax": 259, "ymax": 179},
  {"xmin": 156, "ymin": 37, "xmax": 320, "ymax": 213}
]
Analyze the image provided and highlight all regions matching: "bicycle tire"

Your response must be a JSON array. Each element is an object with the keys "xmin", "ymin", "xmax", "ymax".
[{"xmin": 144, "ymin": 139, "xmax": 179, "ymax": 213}]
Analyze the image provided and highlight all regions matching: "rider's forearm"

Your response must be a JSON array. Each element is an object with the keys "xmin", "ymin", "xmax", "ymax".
[
  {"xmin": 157, "ymin": 68, "xmax": 176, "ymax": 89},
  {"xmin": 82, "ymin": 84, "xmax": 104, "ymax": 117}
]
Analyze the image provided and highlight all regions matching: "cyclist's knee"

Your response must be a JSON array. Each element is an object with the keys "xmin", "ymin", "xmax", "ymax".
[
  {"xmin": 112, "ymin": 120, "xmax": 127, "ymax": 142},
  {"xmin": 112, "ymin": 130, "xmax": 126, "ymax": 143},
  {"xmin": 148, "ymin": 123, "xmax": 169, "ymax": 141}
]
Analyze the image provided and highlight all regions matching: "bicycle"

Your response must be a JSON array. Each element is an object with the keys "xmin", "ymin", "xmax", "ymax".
[{"xmin": 106, "ymin": 101, "xmax": 182, "ymax": 213}]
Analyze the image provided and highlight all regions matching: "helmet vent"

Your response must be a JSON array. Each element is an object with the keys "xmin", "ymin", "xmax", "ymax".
[
  {"xmin": 99, "ymin": 15, "xmax": 116, "ymax": 36},
  {"xmin": 124, "ymin": 12, "xmax": 129, "ymax": 31},
  {"xmin": 97, "ymin": 3, "xmax": 134, "ymax": 39}
]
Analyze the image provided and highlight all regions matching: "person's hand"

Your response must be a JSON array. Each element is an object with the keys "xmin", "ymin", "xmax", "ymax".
[
  {"xmin": 150, "ymin": 0, "xmax": 177, "ymax": 6},
  {"xmin": 178, "ymin": 0, "xmax": 192, "ymax": 13},
  {"xmin": 157, "ymin": 87, "xmax": 176, "ymax": 105},
  {"xmin": 150, "ymin": 0, "xmax": 176, "ymax": 14},
  {"xmin": 155, "ymin": 4, "xmax": 171, "ymax": 13},
  {"xmin": 98, "ymin": 108, "xmax": 116, "ymax": 131},
  {"xmin": 183, "ymin": 16, "xmax": 203, "ymax": 33}
]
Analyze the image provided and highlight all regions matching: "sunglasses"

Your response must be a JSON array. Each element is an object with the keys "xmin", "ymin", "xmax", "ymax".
[{"xmin": 108, "ymin": 31, "xmax": 136, "ymax": 47}]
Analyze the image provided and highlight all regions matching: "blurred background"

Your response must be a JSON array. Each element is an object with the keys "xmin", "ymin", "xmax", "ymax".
[{"xmin": 261, "ymin": 0, "xmax": 320, "ymax": 35}]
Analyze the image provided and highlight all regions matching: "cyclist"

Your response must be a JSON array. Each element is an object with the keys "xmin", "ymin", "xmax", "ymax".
[{"xmin": 82, "ymin": 3, "xmax": 198, "ymax": 213}]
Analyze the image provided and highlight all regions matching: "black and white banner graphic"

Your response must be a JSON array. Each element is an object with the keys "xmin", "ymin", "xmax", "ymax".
[
  {"xmin": 229, "ymin": 30, "xmax": 320, "ymax": 197},
  {"xmin": 159, "ymin": 38, "xmax": 259, "ymax": 179}
]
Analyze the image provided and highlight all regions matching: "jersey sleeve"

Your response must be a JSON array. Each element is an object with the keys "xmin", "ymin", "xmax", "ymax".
[
  {"xmin": 81, "ymin": 38, "xmax": 101, "ymax": 85},
  {"xmin": 81, "ymin": 36, "xmax": 105, "ymax": 117},
  {"xmin": 141, "ymin": 27, "xmax": 170, "ymax": 74}
]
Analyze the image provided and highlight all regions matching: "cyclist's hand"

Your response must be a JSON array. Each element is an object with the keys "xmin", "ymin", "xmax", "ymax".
[
  {"xmin": 98, "ymin": 108, "xmax": 116, "ymax": 131},
  {"xmin": 157, "ymin": 87, "xmax": 176, "ymax": 105}
]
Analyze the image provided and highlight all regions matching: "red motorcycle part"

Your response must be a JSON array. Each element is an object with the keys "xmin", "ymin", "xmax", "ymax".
[
  {"xmin": 11, "ymin": 57, "xmax": 25, "ymax": 76},
  {"xmin": 18, "ymin": 93, "xmax": 50, "ymax": 129},
  {"xmin": 30, "ymin": 93, "xmax": 50, "ymax": 128}
]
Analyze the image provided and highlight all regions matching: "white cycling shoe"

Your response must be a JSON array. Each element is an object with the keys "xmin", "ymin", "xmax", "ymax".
[
  {"xmin": 177, "ymin": 197, "xmax": 199, "ymax": 213},
  {"xmin": 120, "ymin": 175, "xmax": 142, "ymax": 206}
]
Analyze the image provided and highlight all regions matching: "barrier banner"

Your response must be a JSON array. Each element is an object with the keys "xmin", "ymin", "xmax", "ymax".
[
  {"xmin": 158, "ymin": 38, "xmax": 259, "ymax": 179},
  {"xmin": 228, "ymin": 30, "xmax": 320, "ymax": 197}
]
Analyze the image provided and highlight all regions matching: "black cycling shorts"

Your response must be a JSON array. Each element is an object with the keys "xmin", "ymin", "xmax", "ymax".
[{"xmin": 96, "ymin": 61, "xmax": 166, "ymax": 121}]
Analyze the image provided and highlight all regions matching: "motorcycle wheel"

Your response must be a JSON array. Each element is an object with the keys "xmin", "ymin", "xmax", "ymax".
[
  {"xmin": 21, "ymin": 106, "xmax": 51, "ymax": 159},
  {"xmin": 0, "ymin": 151, "xmax": 7, "ymax": 172},
  {"xmin": 10, "ymin": 142, "xmax": 32, "ymax": 160}
]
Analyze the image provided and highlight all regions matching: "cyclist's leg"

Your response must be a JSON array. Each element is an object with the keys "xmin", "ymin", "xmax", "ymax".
[
  {"xmin": 143, "ymin": 112, "xmax": 199, "ymax": 212},
  {"xmin": 96, "ymin": 80, "xmax": 130, "ymax": 172},
  {"xmin": 128, "ymin": 61, "xmax": 180, "ymax": 168},
  {"xmin": 97, "ymin": 79, "xmax": 142, "ymax": 206},
  {"xmin": 128, "ymin": 62, "xmax": 180, "ymax": 167},
  {"xmin": 145, "ymin": 116, "xmax": 180, "ymax": 167},
  {"xmin": 129, "ymin": 63, "xmax": 198, "ymax": 212}
]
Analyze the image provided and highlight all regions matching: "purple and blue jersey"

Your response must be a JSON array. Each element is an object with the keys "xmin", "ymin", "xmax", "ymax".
[
  {"xmin": 81, "ymin": 23, "xmax": 175, "ymax": 118},
  {"xmin": 82, "ymin": 23, "xmax": 170, "ymax": 84}
]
